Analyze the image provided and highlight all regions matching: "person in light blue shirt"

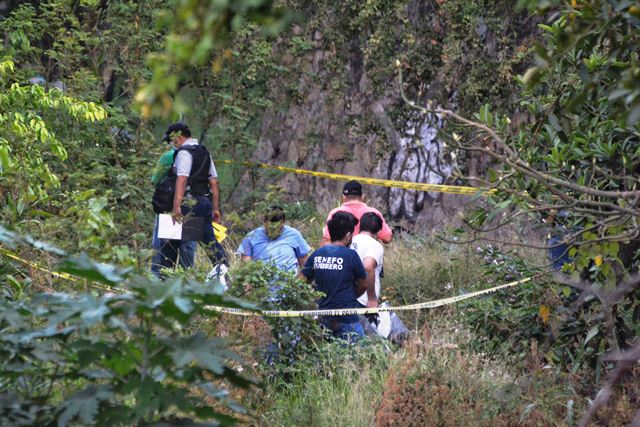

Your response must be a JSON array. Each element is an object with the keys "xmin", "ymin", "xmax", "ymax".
[{"xmin": 238, "ymin": 206, "xmax": 311, "ymax": 274}]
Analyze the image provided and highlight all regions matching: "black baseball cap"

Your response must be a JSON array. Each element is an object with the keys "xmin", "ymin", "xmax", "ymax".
[
  {"xmin": 162, "ymin": 122, "xmax": 190, "ymax": 143},
  {"xmin": 342, "ymin": 180, "xmax": 363, "ymax": 196}
]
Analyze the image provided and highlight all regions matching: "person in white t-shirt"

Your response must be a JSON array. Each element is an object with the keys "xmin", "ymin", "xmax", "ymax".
[{"xmin": 350, "ymin": 212, "xmax": 384, "ymax": 308}]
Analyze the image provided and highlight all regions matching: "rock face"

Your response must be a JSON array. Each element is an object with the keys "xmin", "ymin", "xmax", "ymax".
[
  {"xmin": 231, "ymin": 0, "xmax": 535, "ymax": 235},
  {"xmin": 236, "ymin": 87, "xmax": 469, "ymax": 234}
]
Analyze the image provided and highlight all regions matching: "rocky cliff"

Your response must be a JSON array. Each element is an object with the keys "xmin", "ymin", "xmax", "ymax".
[{"xmin": 232, "ymin": 0, "xmax": 538, "ymax": 234}]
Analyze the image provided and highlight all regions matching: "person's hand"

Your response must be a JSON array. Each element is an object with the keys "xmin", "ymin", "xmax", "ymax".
[
  {"xmin": 171, "ymin": 207, "xmax": 183, "ymax": 225},
  {"xmin": 213, "ymin": 209, "xmax": 221, "ymax": 223},
  {"xmin": 364, "ymin": 302, "xmax": 379, "ymax": 326}
]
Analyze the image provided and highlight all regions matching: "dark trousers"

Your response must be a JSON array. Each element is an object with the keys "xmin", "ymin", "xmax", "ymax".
[{"xmin": 159, "ymin": 196, "xmax": 226, "ymax": 274}]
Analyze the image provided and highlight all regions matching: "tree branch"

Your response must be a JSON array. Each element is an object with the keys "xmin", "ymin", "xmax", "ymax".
[
  {"xmin": 398, "ymin": 68, "xmax": 640, "ymax": 201},
  {"xmin": 577, "ymin": 360, "xmax": 633, "ymax": 427}
]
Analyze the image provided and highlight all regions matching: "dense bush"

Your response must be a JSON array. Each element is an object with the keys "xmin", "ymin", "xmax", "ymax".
[
  {"xmin": 227, "ymin": 259, "xmax": 324, "ymax": 370},
  {"xmin": 458, "ymin": 244, "xmax": 640, "ymax": 390},
  {"xmin": 0, "ymin": 226, "xmax": 253, "ymax": 426}
]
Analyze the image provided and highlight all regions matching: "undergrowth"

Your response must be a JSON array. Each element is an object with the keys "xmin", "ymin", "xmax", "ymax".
[
  {"xmin": 257, "ymin": 340, "xmax": 390, "ymax": 427},
  {"xmin": 152, "ymin": 216, "xmax": 639, "ymax": 426},
  {"xmin": 375, "ymin": 321, "xmax": 577, "ymax": 427}
]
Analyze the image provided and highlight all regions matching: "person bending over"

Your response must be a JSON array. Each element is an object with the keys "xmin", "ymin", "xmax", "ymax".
[
  {"xmin": 351, "ymin": 212, "xmax": 384, "ymax": 309},
  {"xmin": 321, "ymin": 180, "xmax": 393, "ymax": 246}
]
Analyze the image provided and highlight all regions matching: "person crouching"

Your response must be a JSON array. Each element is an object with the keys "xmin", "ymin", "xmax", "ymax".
[{"xmin": 302, "ymin": 211, "xmax": 367, "ymax": 342}]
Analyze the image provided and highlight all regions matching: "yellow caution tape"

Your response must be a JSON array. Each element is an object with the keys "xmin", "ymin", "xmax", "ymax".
[
  {"xmin": 204, "ymin": 269, "xmax": 555, "ymax": 317},
  {"xmin": 0, "ymin": 247, "xmax": 79, "ymax": 282},
  {"xmin": 219, "ymin": 160, "xmax": 496, "ymax": 196},
  {"xmin": 1, "ymin": 249, "xmax": 555, "ymax": 318},
  {"xmin": 0, "ymin": 247, "xmax": 116, "ymax": 293}
]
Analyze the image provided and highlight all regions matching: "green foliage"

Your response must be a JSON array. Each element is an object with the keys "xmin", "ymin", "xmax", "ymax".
[
  {"xmin": 135, "ymin": 0, "xmax": 293, "ymax": 118},
  {"xmin": 310, "ymin": 0, "xmax": 529, "ymax": 113},
  {"xmin": 437, "ymin": 0, "xmax": 531, "ymax": 114},
  {"xmin": 0, "ymin": 227, "xmax": 253, "ymax": 426},
  {"xmin": 442, "ymin": 0, "xmax": 640, "ymax": 384},
  {"xmin": 503, "ymin": 0, "xmax": 640, "ymax": 273},
  {"xmin": 0, "ymin": 1, "xmax": 169, "ymax": 263},
  {"xmin": 0, "ymin": 0, "xmax": 166, "ymax": 101},
  {"xmin": 520, "ymin": 0, "xmax": 640, "ymax": 126},
  {"xmin": 458, "ymin": 244, "xmax": 636, "ymax": 381},
  {"xmin": 228, "ymin": 260, "xmax": 323, "ymax": 367},
  {"xmin": 0, "ymin": 59, "xmax": 107, "ymax": 201},
  {"xmin": 459, "ymin": 246, "xmax": 556, "ymax": 362}
]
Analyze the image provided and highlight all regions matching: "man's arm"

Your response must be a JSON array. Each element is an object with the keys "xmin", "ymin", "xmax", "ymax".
[
  {"xmin": 209, "ymin": 177, "xmax": 221, "ymax": 222},
  {"xmin": 375, "ymin": 211, "xmax": 393, "ymax": 243},
  {"xmin": 379, "ymin": 233, "xmax": 392, "ymax": 244},
  {"xmin": 359, "ymin": 257, "xmax": 378, "ymax": 308},
  {"xmin": 320, "ymin": 209, "xmax": 337, "ymax": 247},
  {"xmin": 320, "ymin": 223, "xmax": 331, "ymax": 247},
  {"xmin": 297, "ymin": 254, "xmax": 309, "ymax": 270},
  {"xmin": 241, "ymin": 255, "xmax": 252, "ymax": 262},
  {"xmin": 297, "ymin": 254, "xmax": 309, "ymax": 279},
  {"xmin": 172, "ymin": 176, "xmax": 188, "ymax": 224},
  {"xmin": 301, "ymin": 254, "xmax": 315, "ymax": 284}
]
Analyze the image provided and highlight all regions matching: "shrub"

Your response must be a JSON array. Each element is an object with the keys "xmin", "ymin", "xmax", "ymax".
[
  {"xmin": 456, "ymin": 245, "xmax": 638, "ymax": 379},
  {"xmin": 227, "ymin": 260, "xmax": 324, "ymax": 369},
  {"xmin": 0, "ymin": 226, "xmax": 253, "ymax": 426}
]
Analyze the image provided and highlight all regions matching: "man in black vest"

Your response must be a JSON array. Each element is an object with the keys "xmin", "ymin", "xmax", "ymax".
[{"xmin": 159, "ymin": 122, "xmax": 225, "ymax": 272}]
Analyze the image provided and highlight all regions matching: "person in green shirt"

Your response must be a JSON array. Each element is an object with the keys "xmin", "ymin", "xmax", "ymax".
[
  {"xmin": 150, "ymin": 144, "xmax": 197, "ymax": 276},
  {"xmin": 151, "ymin": 148, "xmax": 176, "ymax": 185}
]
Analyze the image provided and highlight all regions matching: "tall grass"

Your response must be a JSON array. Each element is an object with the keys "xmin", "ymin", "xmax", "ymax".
[
  {"xmin": 381, "ymin": 232, "xmax": 484, "ymax": 328},
  {"xmin": 375, "ymin": 319, "xmax": 583, "ymax": 427},
  {"xmin": 257, "ymin": 340, "xmax": 390, "ymax": 427}
]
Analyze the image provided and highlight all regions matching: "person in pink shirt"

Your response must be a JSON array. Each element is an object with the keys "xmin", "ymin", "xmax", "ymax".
[{"xmin": 321, "ymin": 180, "xmax": 393, "ymax": 246}]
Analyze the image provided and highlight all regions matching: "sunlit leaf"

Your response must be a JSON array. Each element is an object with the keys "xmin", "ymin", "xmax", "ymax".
[
  {"xmin": 584, "ymin": 326, "xmax": 599, "ymax": 344},
  {"xmin": 539, "ymin": 304, "xmax": 550, "ymax": 324}
]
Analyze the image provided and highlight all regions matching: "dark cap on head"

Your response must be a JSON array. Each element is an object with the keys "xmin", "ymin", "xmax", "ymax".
[
  {"xmin": 342, "ymin": 180, "xmax": 363, "ymax": 196},
  {"xmin": 162, "ymin": 122, "xmax": 191, "ymax": 143}
]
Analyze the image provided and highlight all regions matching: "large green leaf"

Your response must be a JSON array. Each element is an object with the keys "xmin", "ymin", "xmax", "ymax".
[
  {"xmin": 56, "ymin": 385, "xmax": 114, "ymax": 427},
  {"xmin": 165, "ymin": 334, "xmax": 239, "ymax": 375},
  {"xmin": 58, "ymin": 253, "xmax": 130, "ymax": 285},
  {"xmin": 0, "ymin": 224, "xmax": 65, "ymax": 255}
]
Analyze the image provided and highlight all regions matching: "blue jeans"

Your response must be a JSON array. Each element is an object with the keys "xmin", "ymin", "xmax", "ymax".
[
  {"xmin": 548, "ymin": 236, "xmax": 571, "ymax": 269},
  {"xmin": 159, "ymin": 196, "xmax": 226, "ymax": 274},
  {"xmin": 151, "ymin": 215, "xmax": 196, "ymax": 277},
  {"xmin": 321, "ymin": 318, "xmax": 364, "ymax": 342}
]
